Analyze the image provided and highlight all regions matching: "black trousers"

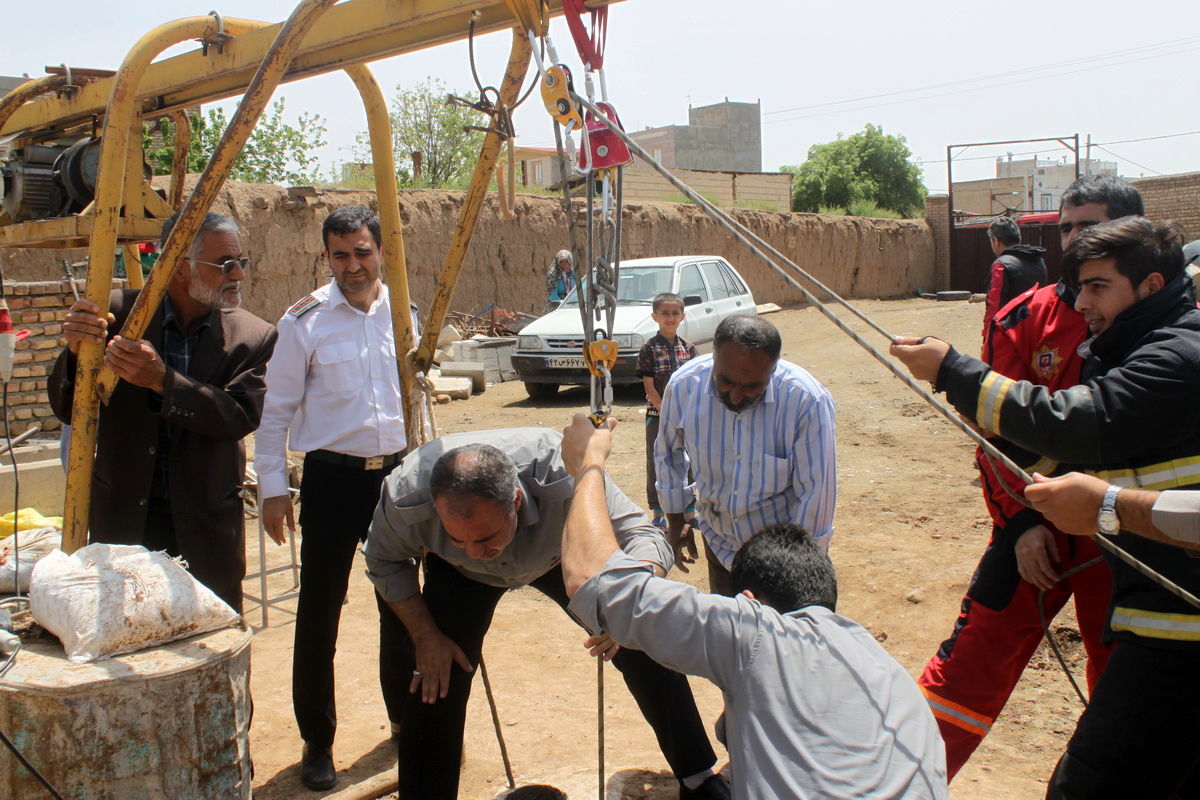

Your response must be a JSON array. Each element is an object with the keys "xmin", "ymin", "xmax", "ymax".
[
  {"xmin": 144, "ymin": 496, "xmax": 243, "ymax": 613},
  {"xmin": 703, "ymin": 538, "xmax": 736, "ymax": 598},
  {"xmin": 392, "ymin": 553, "xmax": 717, "ymax": 799},
  {"xmin": 292, "ymin": 455, "xmax": 404, "ymax": 748},
  {"xmin": 1046, "ymin": 639, "xmax": 1200, "ymax": 799},
  {"xmin": 645, "ymin": 414, "xmax": 662, "ymax": 512}
]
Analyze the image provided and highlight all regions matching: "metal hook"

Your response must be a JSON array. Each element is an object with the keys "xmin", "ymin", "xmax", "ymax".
[
  {"xmin": 200, "ymin": 10, "xmax": 229, "ymax": 55},
  {"xmin": 57, "ymin": 63, "xmax": 79, "ymax": 99}
]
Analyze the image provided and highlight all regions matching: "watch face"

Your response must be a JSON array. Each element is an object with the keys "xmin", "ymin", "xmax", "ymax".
[{"xmin": 1098, "ymin": 509, "xmax": 1119, "ymax": 534}]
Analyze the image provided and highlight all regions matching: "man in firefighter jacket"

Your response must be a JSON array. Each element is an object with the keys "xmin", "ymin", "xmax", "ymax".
[
  {"xmin": 891, "ymin": 216, "xmax": 1200, "ymax": 799},
  {"xmin": 916, "ymin": 176, "xmax": 1145, "ymax": 779}
]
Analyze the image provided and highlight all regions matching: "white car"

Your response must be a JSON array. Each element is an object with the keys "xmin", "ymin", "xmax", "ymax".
[{"xmin": 513, "ymin": 255, "xmax": 756, "ymax": 400}]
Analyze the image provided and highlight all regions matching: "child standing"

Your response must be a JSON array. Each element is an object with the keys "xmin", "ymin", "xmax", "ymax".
[{"xmin": 636, "ymin": 293, "xmax": 697, "ymax": 530}]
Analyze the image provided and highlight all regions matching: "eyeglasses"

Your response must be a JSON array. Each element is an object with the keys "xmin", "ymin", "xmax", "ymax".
[{"xmin": 190, "ymin": 256, "xmax": 250, "ymax": 275}]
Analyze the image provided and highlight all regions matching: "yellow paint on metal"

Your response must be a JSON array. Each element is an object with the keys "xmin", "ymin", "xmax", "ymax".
[
  {"xmin": 123, "ymin": 245, "xmax": 144, "ymax": 290},
  {"xmin": 584, "ymin": 339, "xmax": 618, "ymax": 376},
  {"xmin": 0, "ymin": 1, "xmax": 576, "ymax": 140},
  {"xmin": 539, "ymin": 64, "xmax": 582, "ymax": 129},
  {"xmin": 413, "ymin": 28, "xmax": 534, "ymax": 373},
  {"xmin": 0, "ymin": 75, "xmax": 70, "ymax": 134},
  {"xmin": 63, "ymin": 14, "xmax": 237, "ymax": 554},
  {"xmin": 168, "ymin": 110, "xmax": 191, "ymax": 209},
  {"xmin": 344, "ymin": 63, "xmax": 423, "ymax": 447},
  {"xmin": 0, "ymin": 216, "xmax": 162, "ymax": 249}
]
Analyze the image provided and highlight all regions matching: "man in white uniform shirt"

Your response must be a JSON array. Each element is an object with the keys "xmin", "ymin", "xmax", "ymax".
[{"xmin": 257, "ymin": 205, "xmax": 417, "ymax": 791}]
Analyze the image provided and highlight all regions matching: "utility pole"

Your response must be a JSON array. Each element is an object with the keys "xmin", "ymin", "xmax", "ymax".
[{"xmin": 1085, "ymin": 134, "xmax": 1092, "ymax": 175}]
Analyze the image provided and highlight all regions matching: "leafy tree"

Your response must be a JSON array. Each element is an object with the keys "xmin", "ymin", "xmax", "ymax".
[
  {"xmin": 782, "ymin": 124, "xmax": 925, "ymax": 217},
  {"xmin": 142, "ymin": 98, "xmax": 328, "ymax": 185},
  {"xmin": 354, "ymin": 77, "xmax": 486, "ymax": 189}
]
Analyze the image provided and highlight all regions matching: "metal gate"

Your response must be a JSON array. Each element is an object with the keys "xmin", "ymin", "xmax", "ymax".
[{"xmin": 950, "ymin": 222, "xmax": 1063, "ymax": 292}]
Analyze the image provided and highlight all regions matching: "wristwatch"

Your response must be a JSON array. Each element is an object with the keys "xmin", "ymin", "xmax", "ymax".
[{"xmin": 1097, "ymin": 484, "xmax": 1122, "ymax": 535}]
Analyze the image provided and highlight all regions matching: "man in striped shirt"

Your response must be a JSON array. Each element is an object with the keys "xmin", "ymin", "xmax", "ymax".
[{"xmin": 654, "ymin": 316, "xmax": 837, "ymax": 595}]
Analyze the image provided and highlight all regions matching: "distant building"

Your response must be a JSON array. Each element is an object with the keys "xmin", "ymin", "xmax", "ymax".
[
  {"xmin": 952, "ymin": 154, "xmax": 1119, "ymax": 216},
  {"xmin": 0, "ymin": 76, "xmax": 28, "ymax": 95},
  {"xmin": 512, "ymin": 100, "xmax": 790, "ymax": 211},
  {"xmin": 629, "ymin": 99, "xmax": 762, "ymax": 173}
]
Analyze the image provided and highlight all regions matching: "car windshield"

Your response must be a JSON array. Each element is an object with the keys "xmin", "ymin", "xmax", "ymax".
[{"xmin": 558, "ymin": 265, "xmax": 674, "ymax": 306}]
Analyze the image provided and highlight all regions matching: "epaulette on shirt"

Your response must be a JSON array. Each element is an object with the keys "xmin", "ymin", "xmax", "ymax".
[{"xmin": 288, "ymin": 294, "xmax": 321, "ymax": 318}]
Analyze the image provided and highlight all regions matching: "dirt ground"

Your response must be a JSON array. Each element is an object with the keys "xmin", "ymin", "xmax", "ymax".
[{"xmin": 243, "ymin": 298, "xmax": 1090, "ymax": 799}]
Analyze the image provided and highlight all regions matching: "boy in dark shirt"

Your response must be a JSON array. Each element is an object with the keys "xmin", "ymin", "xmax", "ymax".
[{"xmin": 636, "ymin": 292, "xmax": 697, "ymax": 530}]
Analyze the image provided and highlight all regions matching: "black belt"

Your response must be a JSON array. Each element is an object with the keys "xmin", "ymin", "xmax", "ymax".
[{"xmin": 308, "ymin": 449, "xmax": 403, "ymax": 471}]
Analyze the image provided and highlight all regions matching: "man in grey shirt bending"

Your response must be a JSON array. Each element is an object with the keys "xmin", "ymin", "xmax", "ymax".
[
  {"xmin": 560, "ymin": 415, "xmax": 948, "ymax": 799},
  {"xmin": 364, "ymin": 428, "xmax": 727, "ymax": 800}
]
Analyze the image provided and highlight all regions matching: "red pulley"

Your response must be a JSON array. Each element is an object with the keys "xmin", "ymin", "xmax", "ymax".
[{"xmin": 577, "ymin": 102, "xmax": 631, "ymax": 173}]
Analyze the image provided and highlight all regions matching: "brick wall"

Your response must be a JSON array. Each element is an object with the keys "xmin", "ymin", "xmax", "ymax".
[
  {"xmin": 925, "ymin": 194, "xmax": 951, "ymax": 290},
  {"xmin": 2, "ymin": 279, "xmax": 123, "ymax": 436},
  {"xmin": 1132, "ymin": 171, "xmax": 1200, "ymax": 240}
]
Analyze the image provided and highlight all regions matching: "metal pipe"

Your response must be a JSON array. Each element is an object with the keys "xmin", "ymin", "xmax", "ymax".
[
  {"xmin": 0, "ymin": 75, "xmax": 69, "ymax": 133},
  {"xmin": 413, "ymin": 27, "xmax": 533, "ymax": 373},
  {"xmin": 168, "ymin": 109, "xmax": 192, "ymax": 208},
  {"xmin": 95, "ymin": 4, "xmax": 326, "ymax": 402},
  {"xmin": 61, "ymin": 14, "xmax": 248, "ymax": 554},
  {"xmin": 344, "ymin": 64, "xmax": 422, "ymax": 446}
]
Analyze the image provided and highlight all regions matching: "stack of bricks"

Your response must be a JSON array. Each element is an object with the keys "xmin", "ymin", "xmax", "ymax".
[
  {"xmin": 4, "ymin": 278, "xmax": 125, "ymax": 436},
  {"xmin": 924, "ymin": 194, "xmax": 952, "ymax": 291}
]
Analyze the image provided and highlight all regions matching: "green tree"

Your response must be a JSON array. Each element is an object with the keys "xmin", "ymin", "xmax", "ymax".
[
  {"xmin": 782, "ymin": 124, "xmax": 925, "ymax": 217},
  {"xmin": 355, "ymin": 77, "xmax": 486, "ymax": 189},
  {"xmin": 143, "ymin": 98, "xmax": 328, "ymax": 185}
]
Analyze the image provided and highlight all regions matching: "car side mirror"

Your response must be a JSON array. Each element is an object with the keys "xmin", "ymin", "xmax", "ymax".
[{"xmin": 683, "ymin": 295, "xmax": 703, "ymax": 306}]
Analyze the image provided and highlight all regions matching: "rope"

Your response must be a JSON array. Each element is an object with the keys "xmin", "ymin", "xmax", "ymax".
[
  {"xmin": 570, "ymin": 91, "xmax": 1200, "ymax": 613},
  {"xmin": 479, "ymin": 656, "xmax": 516, "ymax": 789}
]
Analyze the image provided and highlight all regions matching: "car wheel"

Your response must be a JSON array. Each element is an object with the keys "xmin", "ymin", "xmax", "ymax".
[{"xmin": 524, "ymin": 382, "xmax": 560, "ymax": 400}]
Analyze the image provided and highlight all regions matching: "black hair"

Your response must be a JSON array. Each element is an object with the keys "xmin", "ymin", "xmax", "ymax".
[
  {"xmin": 713, "ymin": 315, "xmax": 781, "ymax": 360},
  {"xmin": 730, "ymin": 524, "xmax": 838, "ymax": 613},
  {"xmin": 652, "ymin": 292, "xmax": 685, "ymax": 312},
  {"xmin": 1060, "ymin": 175, "xmax": 1144, "ymax": 220},
  {"xmin": 429, "ymin": 444, "xmax": 519, "ymax": 515},
  {"xmin": 1061, "ymin": 216, "xmax": 1184, "ymax": 289},
  {"xmin": 322, "ymin": 205, "xmax": 382, "ymax": 250},
  {"xmin": 988, "ymin": 217, "xmax": 1020, "ymax": 247}
]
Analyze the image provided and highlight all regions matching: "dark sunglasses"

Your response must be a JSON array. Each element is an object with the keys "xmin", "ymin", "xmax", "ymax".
[{"xmin": 191, "ymin": 256, "xmax": 250, "ymax": 275}]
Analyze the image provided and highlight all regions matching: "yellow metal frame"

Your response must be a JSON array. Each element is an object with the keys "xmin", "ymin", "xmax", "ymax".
[{"xmin": 0, "ymin": 0, "xmax": 606, "ymax": 553}]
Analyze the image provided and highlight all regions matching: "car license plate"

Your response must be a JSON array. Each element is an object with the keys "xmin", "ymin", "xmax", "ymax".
[{"xmin": 545, "ymin": 356, "xmax": 586, "ymax": 368}]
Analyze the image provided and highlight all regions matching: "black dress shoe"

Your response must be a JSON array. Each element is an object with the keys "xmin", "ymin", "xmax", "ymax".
[
  {"xmin": 301, "ymin": 743, "xmax": 337, "ymax": 791},
  {"xmin": 680, "ymin": 774, "xmax": 732, "ymax": 799}
]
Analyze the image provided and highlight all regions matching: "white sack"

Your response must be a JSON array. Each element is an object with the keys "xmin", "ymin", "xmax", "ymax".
[
  {"xmin": 0, "ymin": 525, "xmax": 61, "ymax": 593},
  {"xmin": 29, "ymin": 543, "xmax": 239, "ymax": 663}
]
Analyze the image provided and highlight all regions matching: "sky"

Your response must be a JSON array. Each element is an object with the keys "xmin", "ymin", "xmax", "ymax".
[{"xmin": 7, "ymin": 0, "xmax": 1198, "ymax": 193}]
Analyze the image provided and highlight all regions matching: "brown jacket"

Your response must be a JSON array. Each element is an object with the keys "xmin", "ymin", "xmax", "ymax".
[{"xmin": 49, "ymin": 289, "xmax": 277, "ymax": 610}]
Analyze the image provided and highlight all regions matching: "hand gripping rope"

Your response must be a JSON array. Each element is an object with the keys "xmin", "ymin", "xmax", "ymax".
[
  {"xmin": 528, "ymin": 3, "xmax": 631, "ymax": 794},
  {"xmin": 569, "ymin": 91, "xmax": 1200, "ymax": 615}
]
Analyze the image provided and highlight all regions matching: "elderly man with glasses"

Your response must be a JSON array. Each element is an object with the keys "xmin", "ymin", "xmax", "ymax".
[{"xmin": 49, "ymin": 210, "xmax": 277, "ymax": 612}]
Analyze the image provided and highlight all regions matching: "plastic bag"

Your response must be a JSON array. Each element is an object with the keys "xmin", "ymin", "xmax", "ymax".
[
  {"xmin": 0, "ymin": 525, "xmax": 61, "ymax": 592},
  {"xmin": 0, "ymin": 507, "xmax": 62, "ymax": 538},
  {"xmin": 29, "ymin": 543, "xmax": 240, "ymax": 663}
]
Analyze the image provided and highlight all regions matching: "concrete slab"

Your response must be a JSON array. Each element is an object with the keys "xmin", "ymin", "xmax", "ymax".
[
  {"xmin": 0, "ymin": 458, "xmax": 65, "ymax": 516},
  {"xmin": 431, "ymin": 375, "xmax": 473, "ymax": 400},
  {"xmin": 438, "ymin": 361, "xmax": 486, "ymax": 393}
]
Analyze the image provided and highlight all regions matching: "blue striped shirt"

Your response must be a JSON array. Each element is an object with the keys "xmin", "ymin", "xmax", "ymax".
[{"xmin": 654, "ymin": 354, "xmax": 837, "ymax": 569}]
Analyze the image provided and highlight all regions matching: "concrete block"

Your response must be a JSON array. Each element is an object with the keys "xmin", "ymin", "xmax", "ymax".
[
  {"xmin": 431, "ymin": 375, "xmax": 472, "ymax": 400},
  {"xmin": 438, "ymin": 361, "xmax": 486, "ymax": 393},
  {"xmin": 0, "ymin": 458, "xmax": 65, "ymax": 515},
  {"xmin": 437, "ymin": 324, "xmax": 462, "ymax": 347}
]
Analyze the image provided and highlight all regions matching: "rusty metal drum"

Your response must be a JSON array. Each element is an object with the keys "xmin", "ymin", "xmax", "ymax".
[{"xmin": 0, "ymin": 625, "xmax": 251, "ymax": 799}]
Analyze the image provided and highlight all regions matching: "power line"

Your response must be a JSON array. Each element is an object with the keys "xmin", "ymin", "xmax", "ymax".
[
  {"xmin": 764, "ymin": 35, "xmax": 1200, "ymax": 118},
  {"xmin": 912, "ymin": 129, "xmax": 1200, "ymax": 165},
  {"xmin": 1092, "ymin": 144, "xmax": 1162, "ymax": 176}
]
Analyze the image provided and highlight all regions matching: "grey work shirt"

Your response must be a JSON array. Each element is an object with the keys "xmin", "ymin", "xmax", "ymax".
[
  {"xmin": 364, "ymin": 428, "xmax": 672, "ymax": 601},
  {"xmin": 570, "ymin": 552, "xmax": 949, "ymax": 800}
]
